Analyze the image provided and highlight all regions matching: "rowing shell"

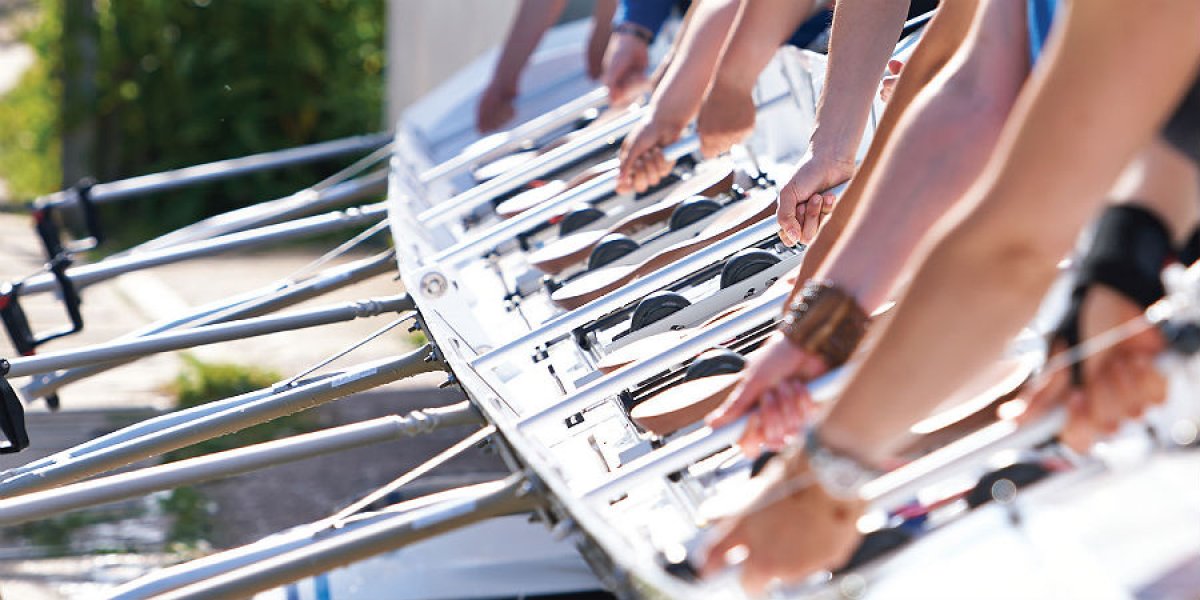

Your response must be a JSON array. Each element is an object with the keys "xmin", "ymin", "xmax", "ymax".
[
  {"xmin": 528, "ymin": 160, "xmax": 736, "ymax": 274},
  {"xmin": 550, "ymin": 188, "xmax": 779, "ymax": 310}
]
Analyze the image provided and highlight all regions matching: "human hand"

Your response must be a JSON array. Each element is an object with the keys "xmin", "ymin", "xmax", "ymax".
[
  {"xmin": 616, "ymin": 111, "xmax": 685, "ymax": 194},
  {"xmin": 879, "ymin": 59, "xmax": 904, "ymax": 104},
  {"xmin": 776, "ymin": 155, "xmax": 855, "ymax": 246},
  {"xmin": 476, "ymin": 81, "xmax": 517, "ymax": 133},
  {"xmin": 696, "ymin": 79, "xmax": 757, "ymax": 157},
  {"xmin": 1018, "ymin": 286, "xmax": 1168, "ymax": 452},
  {"xmin": 700, "ymin": 452, "xmax": 865, "ymax": 595},
  {"xmin": 707, "ymin": 333, "xmax": 828, "ymax": 453},
  {"xmin": 602, "ymin": 31, "xmax": 650, "ymax": 106}
]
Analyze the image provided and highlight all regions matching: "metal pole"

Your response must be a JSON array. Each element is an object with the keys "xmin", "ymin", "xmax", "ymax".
[
  {"xmin": 418, "ymin": 87, "xmax": 609, "ymax": 185},
  {"xmin": 142, "ymin": 475, "xmax": 536, "ymax": 600},
  {"xmin": 21, "ymin": 251, "xmax": 397, "ymax": 400},
  {"xmin": 105, "ymin": 477, "xmax": 504, "ymax": 599},
  {"xmin": 36, "ymin": 132, "xmax": 392, "ymax": 209},
  {"xmin": 417, "ymin": 107, "xmax": 643, "ymax": 227},
  {"xmin": 584, "ymin": 369, "xmax": 843, "ymax": 504},
  {"xmin": 129, "ymin": 170, "xmax": 388, "ymax": 252},
  {"xmin": 0, "ymin": 403, "xmax": 481, "ymax": 525},
  {"xmin": 0, "ymin": 346, "xmax": 441, "ymax": 497},
  {"xmin": 18, "ymin": 202, "xmax": 388, "ymax": 295},
  {"xmin": 4, "ymin": 294, "xmax": 414, "ymax": 378},
  {"xmin": 432, "ymin": 134, "xmax": 701, "ymax": 268}
]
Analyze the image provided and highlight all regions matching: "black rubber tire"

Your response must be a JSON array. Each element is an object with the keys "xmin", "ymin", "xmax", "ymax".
[
  {"xmin": 558, "ymin": 206, "xmax": 605, "ymax": 236},
  {"xmin": 587, "ymin": 234, "xmax": 640, "ymax": 270},
  {"xmin": 668, "ymin": 196, "xmax": 722, "ymax": 231},
  {"xmin": 683, "ymin": 348, "xmax": 746, "ymax": 381},
  {"xmin": 837, "ymin": 527, "xmax": 914, "ymax": 573},
  {"xmin": 965, "ymin": 462, "xmax": 1052, "ymax": 508},
  {"xmin": 719, "ymin": 248, "xmax": 781, "ymax": 289},
  {"xmin": 629, "ymin": 291, "xmax": 691, "ymax": 331}
]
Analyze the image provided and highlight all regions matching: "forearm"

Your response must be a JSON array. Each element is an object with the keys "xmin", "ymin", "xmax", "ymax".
[
  {"xmin": 797, "ymin": 0, "xmax": 979, "ymax": 285},
  {"xmin": 593, "ymin": 0, "xmax": 618, "ymax": 32},
  {"xmin": 822, "ymin": 0, "xmax": 1200, "ymax": 463},
  {"xmin": 816, "ymin": 0, "xmax": 1030, "ymax": 311},
  {"xmin": 646, "ymin": 0, "xmax": 741, "ymax": 124},
  {"xmin": 712, "ymin": 0, "xmax": 814, "ymax": 94},
  {"xmin": 492, "ymin": 0, "xmax": 568, "ymax": 90},
  {"xmin": 809, "ymin": 0, "xmax": 911, "ymax": 165}
]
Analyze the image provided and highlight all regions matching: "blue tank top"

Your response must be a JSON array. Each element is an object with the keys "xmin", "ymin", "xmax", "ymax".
[
  {"xmin": 1025, "ymin": 0, "xmax": 1198, "ymax": 163},
  {"xmin": 1026, "ymin": 0, "xmax": 1059, "ymax": 63}
]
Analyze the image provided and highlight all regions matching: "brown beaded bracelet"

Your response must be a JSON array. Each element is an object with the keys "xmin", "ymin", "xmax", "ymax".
[{"xmin": 777, "ymin": 280, "xmax": 870, "ymax": 368}]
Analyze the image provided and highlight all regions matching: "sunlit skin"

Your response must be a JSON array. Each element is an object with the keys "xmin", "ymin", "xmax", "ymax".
[
  {"xmin": 617, "ymin": 0, "xmax": 743, "ymax": 195},
  {"xmin": 478, "ymin": 0, "xmax": 617, "ymax": 133},
  {"xmin": 703, "ymin": 0, "xmax": 1200, "ymax": 589},
  {"xmin": 1021, "ymin": 139, "xmax": 1200, "ymax": 451},
  {"xmin": 712, "ymin": 0, "xmax": 1012, "ymax": 450}
]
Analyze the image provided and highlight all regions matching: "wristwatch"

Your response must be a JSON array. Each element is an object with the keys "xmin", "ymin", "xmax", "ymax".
[{"xmin": 804, "ymin": 426, "xmax": 882, "ymax": 500}]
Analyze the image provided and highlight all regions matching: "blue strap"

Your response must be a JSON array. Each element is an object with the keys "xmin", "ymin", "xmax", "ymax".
[
  {"xmin": 615, "ymin": 0, "xmax": 687, "ymax": 39},
  {"xmin": 1026, "ymin": 0, "xmax": 1059, "ymax": 63}
]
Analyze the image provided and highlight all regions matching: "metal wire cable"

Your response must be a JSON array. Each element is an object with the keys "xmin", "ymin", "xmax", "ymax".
[{"xmin": 324, "ymin": 425, "xmax": 497, "ymax": 526}]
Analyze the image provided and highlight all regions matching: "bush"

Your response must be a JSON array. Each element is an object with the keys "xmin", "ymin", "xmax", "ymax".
[
  {"xmin": 0, "ymin": 1, "xmax": 61, "ymax": 199},
  {"xmin": 0, "ymin": 0, "xmax": 386, "ymax": 244}
]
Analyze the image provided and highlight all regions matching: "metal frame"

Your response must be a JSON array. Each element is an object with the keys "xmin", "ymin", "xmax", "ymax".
[
  {"xmin": 0, "ymin": 346, "xmax": 441, "ymax": 496},
  {"xmin": 417, "ymin": 87, "xmax": 609, "ymax": 185},
  {"xmin": 2, "ymin": 294, "xmax": 414, "ymax": 378},
  {"xmin": 417, "ymin": 106, "xmax": 645, "ymax": 228},
  {"xmin": 34, "ymin": 132, "xmax": 392, "ymax": 210},
  {"xmin": 21, "ymin": 249, "xmax": 397, "ymax": 400},
  {"xmin": 17, "ymin": 202, "xmax": 388, "ymax": 296},
  {"xmin": 0, "ymin": 402, "xmax": 481, "ymax": 526}
]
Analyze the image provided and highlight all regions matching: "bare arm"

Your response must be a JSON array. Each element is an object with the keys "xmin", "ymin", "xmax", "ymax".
[
  {"xmin": 807, "ymin": 0, "xmax": 912, "ymax": 176},
  {"xmin": 793, "ymin": 0, "xmax": 978, "ymax": 280},
  {"xmin": 711, "ymin": 0, "xmax": 814, "ymax": 94},
  {"xmin": 707, "ymin": 0, "xmax": 984, "ymax": 440},
  {"xmin": 478, "ymin": 0, "xmax": 569, "ymax": 132},
  {"xmin": 813, "ymin": 0, "xmax": 1029, "ymax": 311},
  {"xmin": 693, "ymin": 0, "xmax": 818, "ymax": 155},
  {"xmin": 616, "ymin": 0, "xmax": 742, "ymax": 194},
  {"xmin": 492, "ymin": 0, "xmax": 568, "ymax": 90},
  {"xmin": 644, "ymin": 0, "xmax": 741, "ymax": 129},
  {"xmin": 821, "ymin": 0, "xmax": 1200, "ymax": 464}
]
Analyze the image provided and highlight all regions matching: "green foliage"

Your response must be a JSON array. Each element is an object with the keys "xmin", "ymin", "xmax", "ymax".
[
  {"xmin": 158, "ymin": 485, "xmax": 211, "ymax": 547},
  {"xmin": 0, "ymin": 1, "xmax": 62, "ymax": 199},
  {"xmin": 0, "ymin": 0, "xmax": 385, "ymax": 243}
]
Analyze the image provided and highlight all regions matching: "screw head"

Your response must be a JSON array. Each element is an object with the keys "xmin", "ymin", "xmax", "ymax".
[{"xmin": 419, "ymin": 272, "xmax": 448, "ymax": 298}]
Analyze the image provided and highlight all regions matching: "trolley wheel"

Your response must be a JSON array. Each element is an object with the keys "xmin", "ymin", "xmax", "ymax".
[
  {"xmin": 719, "ymin": 248, "xmax": 781, "ymax": 289},
  {"xmin": 667, "ymin": 196, "xmax": 722, "ymax": 231},
  {"xmin": 965, "ymin": 462, "xmax": 1052, "ymax": 508},
  {"xmin": 837, "ymin": 527, "xmax": 914, "ymax": 573},
  {"xmin": 558, "ymin": 206, "xmax": 605, "ymax": 236},
  {"xmin": 683, "ymin": 348, "xmax": 746, "ymax": 381},
  {"xmin": 587, "ymin": 234, "xmax": 639, "ymax": 270},
  {"xmin": 629, "ymin": 291, "xmax": 691, "ymax": 332}
]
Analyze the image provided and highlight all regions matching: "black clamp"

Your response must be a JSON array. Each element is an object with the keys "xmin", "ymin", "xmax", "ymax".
[
  {"xmin": 32, "ymin": 177, "xmax": 104, "ymax": 261},
  {"xmin": 0, "ymin": 361, "xmax": 30, "ymax": 453},
  {"xmin": 0, "ymin": 254, "xmax": 85, "ymax": 361}
]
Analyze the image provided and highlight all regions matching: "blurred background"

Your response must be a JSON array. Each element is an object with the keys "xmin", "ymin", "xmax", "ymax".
[
  {"xmin": 0, "ymin": 0, "xmax": 593, "ymax": 240},
  {"xmin": 0, "ymin": 1, "xmax": 588, "ymax": 597}
]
